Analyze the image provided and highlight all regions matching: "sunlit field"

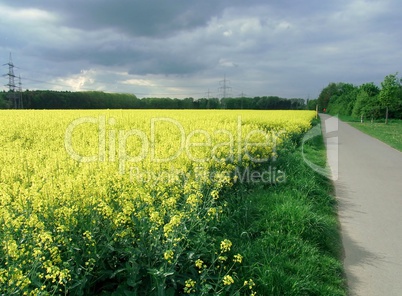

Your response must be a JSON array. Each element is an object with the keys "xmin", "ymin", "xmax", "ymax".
[{"xmin": 0, "ymin": 110, "xmax": 341, "ymax": 295}]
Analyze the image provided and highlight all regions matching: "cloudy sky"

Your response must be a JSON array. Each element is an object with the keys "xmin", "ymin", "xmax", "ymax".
[{"xmin": 1, "ymin": 0, "xmax": 401, "ymax": 99}]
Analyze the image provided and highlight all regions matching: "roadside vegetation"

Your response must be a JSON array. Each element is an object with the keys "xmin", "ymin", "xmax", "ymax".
[
  {"xmin": 309, "ymin": 73, "xmax": 402, "ymax": 150},
  {"xmin": 220, "ymin": 121, "xmax": 346, "ymax": 295},
  {"xmin": 0, "ymin": 110, "xmax": 346, "ymax": 295},
  {"xmin": 310, "ymin": 73, "xmax": 402, "ymax": 124},
  {"xmin": 348, "ymin": 120, "xmax": 402, "ymax": 152}
]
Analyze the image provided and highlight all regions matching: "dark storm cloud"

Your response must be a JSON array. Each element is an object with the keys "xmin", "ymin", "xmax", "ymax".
[
  {"xmin": 49, "ymin": 0, "xmax": 217, "ymax": 37},
  {"xmin": 1, "ymin": 0, "xmax": 402, "ymax": 97},
  {"xmin": 2, "ymin": 0, "xmax": 266, "ymax": 37},
  {"xmin": 1, "ymin": 0, "xmax": 259, "ymax": 76}
]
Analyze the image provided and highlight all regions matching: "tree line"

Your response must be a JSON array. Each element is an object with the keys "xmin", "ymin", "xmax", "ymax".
[
  {"xmin": 313, "ymin": 73, "xmax": 402, "ymax": 123},
  {"xmin": 0, "ymin": 90, "xmax": 306, "ymax": 110}
]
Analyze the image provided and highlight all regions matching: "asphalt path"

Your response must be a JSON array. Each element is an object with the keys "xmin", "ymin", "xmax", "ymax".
[{"xmin": 320, "ymin": 114, "xmax": 402, "ymax": 295}]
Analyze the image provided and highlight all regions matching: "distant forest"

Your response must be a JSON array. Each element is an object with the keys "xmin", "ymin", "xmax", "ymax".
[{"xmin": 0, "ymin": 90, "xmax": 308, "ymax": 110}]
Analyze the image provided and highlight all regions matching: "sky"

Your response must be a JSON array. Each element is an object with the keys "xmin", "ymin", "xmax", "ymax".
[{"xmin": 0, "ymin": 0, "xmax": 401, "ymax": 99}]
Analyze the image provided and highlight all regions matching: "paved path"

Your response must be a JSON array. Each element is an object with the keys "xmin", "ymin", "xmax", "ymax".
[{"xmin": 320, "ymin": 114, "xmax": 402, "ymax": 296}]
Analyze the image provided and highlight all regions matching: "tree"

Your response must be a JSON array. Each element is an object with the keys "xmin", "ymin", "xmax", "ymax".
[
  {"xmin": 0, "ymin": 92, "xmax": 9, "ymax": 108},
  {"xmin": 306, "ymin": 99, "xmax": 318, "ymax": 110},
  {"xmin": 352, "ymin": 83, "xmax": 380, "ymax": 121},
  {"xmin": 289, "ymin": 98, "xmax": 305, "ymax": 110},
  {"xmin": 317, "ymin": 83, "xmax": 338, "ymax": 111},
  {"xmin": 379, "ymin": 73, "xmax": 401, "ymax": 124},
  {"xmin": 326, "ymin": 83, "xmax": 358, "ymax": 116},
  {"xmin": 364, "ymin": 95, "xmax": 383, "ymax": 121}
]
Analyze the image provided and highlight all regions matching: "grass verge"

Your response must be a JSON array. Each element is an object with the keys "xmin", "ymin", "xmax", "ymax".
[
  {"xmin": 348, "ymin": 120, "xmax": 402, "ymax": 152},
  {"xmin": 219, "ymin": 123, "xmax": 346, "ymax": 295},
  {"xmin": 326, "ymin": 113, "xmax": 402, "ymax": 152}
]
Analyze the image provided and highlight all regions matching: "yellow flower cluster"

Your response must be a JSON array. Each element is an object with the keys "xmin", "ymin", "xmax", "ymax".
[
  {"xmin": 220, "ymin": 239, "xmax": 233, "ymax": 253},
  {"xmin": 164, "ymin": 250, "xmax": 174, "ymax": 263},
  {"xmin": 184, "ymin": 279, "xmax": 196, "ymax": 294},
  {"xmin": 244, "ymin": 279, "xmax": 256, "ymax": 289},
  {"xmin": 195, "ymin": 259, "xmax": 204, "ymax": 269},
  {"xmin": 233, "ymin": 253, "xmax": 243, "ymax": 263},
  {"xmin": 0, "ymin": 110, "xmax": 315, "ymax": 293},
  {"xmin": 223, "ymin": 274, "xmax": 235, "ymax": 286}
]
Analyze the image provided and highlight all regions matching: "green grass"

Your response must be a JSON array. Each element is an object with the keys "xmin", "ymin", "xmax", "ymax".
[
  {"xmin": 302, "ymin": 128, "xmax": 327, "ymax": 169},
  {"xmin": 326, "ymin": 113, "xmax": 402, "ymax": 152},
  {"xmin": 348, "ymin": 120, "xmax": 402, "ymax": 152},
  {"xmin": 219, "ymin": 126, "xmax": 347, "ymax": 295}
]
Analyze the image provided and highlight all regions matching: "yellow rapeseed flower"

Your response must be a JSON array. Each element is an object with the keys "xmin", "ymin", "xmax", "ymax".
[
  {"xmin": 184, "ymin": 279, "xmax": 196, "ymax": 294},
  {"xmin": 164, "ymin": 250, "xmax": 174, "ymax": 263},
  {"xmin": 195, "ymin": 259, "xmax": 203, "ymax": 269},
  {"xmin": 0, "ymin": 109, "xmax": 314, "ymax": 293},
  {"xmin": 220, "ymin": 239, "xmax": 232, "ymax": 253},
  {"xmin": 233, "ymin": 253, "xmax": 243, "ymax": 263},
  {"xmin": 223, "ymin": 274, "xmax": 234, "ymax": 286}
]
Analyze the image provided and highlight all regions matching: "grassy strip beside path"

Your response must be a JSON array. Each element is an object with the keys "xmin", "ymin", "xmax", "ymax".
[
  {"xmin": 219, "ymin": 125, "xmax": 347, "ymax": 295},
  {"xmin": 348, "ymin": 120, "xmax": 402, "ymax": 152},
  {"xmin": 328, "ymin": 114, "xmax": 402, "ymax": 152}
]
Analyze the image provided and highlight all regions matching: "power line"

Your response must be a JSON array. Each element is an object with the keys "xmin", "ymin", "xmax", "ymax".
[
  {"xmin": 2, "ymin": 53, "xmax": 23, "ymax": 109},
  {"xmin": 19, "ymin": 75, "xmax": 209, "ymax": 97},
  {"xmin": 4, "ymin": 52, "xmax": 16, "ymax": 92},
  {"xmin": 18, "ymin": 75, "xmax": 23, "ymax": 108},
  {"xmin": 9, "ymin": 62, "xmax": 236, "ymax": 99},
  {"xmin": 21, "ymin": 76, "xmax": 90, "ymax": 89},
  {"xmin": 6, "ymin": 61, "xmax": 287, "ymax": 99},
  {"xmin": 205, "ymin": 89, "xmax": 215, "ymax": 99},
  {"xmin": 218, "ymin": 74, "xmax": 231, "ymax": 99}
]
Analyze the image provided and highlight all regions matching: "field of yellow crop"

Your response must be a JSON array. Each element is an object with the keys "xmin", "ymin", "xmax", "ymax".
[{"xmin": 0, "ymin": 110, "xmax": 315, "ymax": 295}]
